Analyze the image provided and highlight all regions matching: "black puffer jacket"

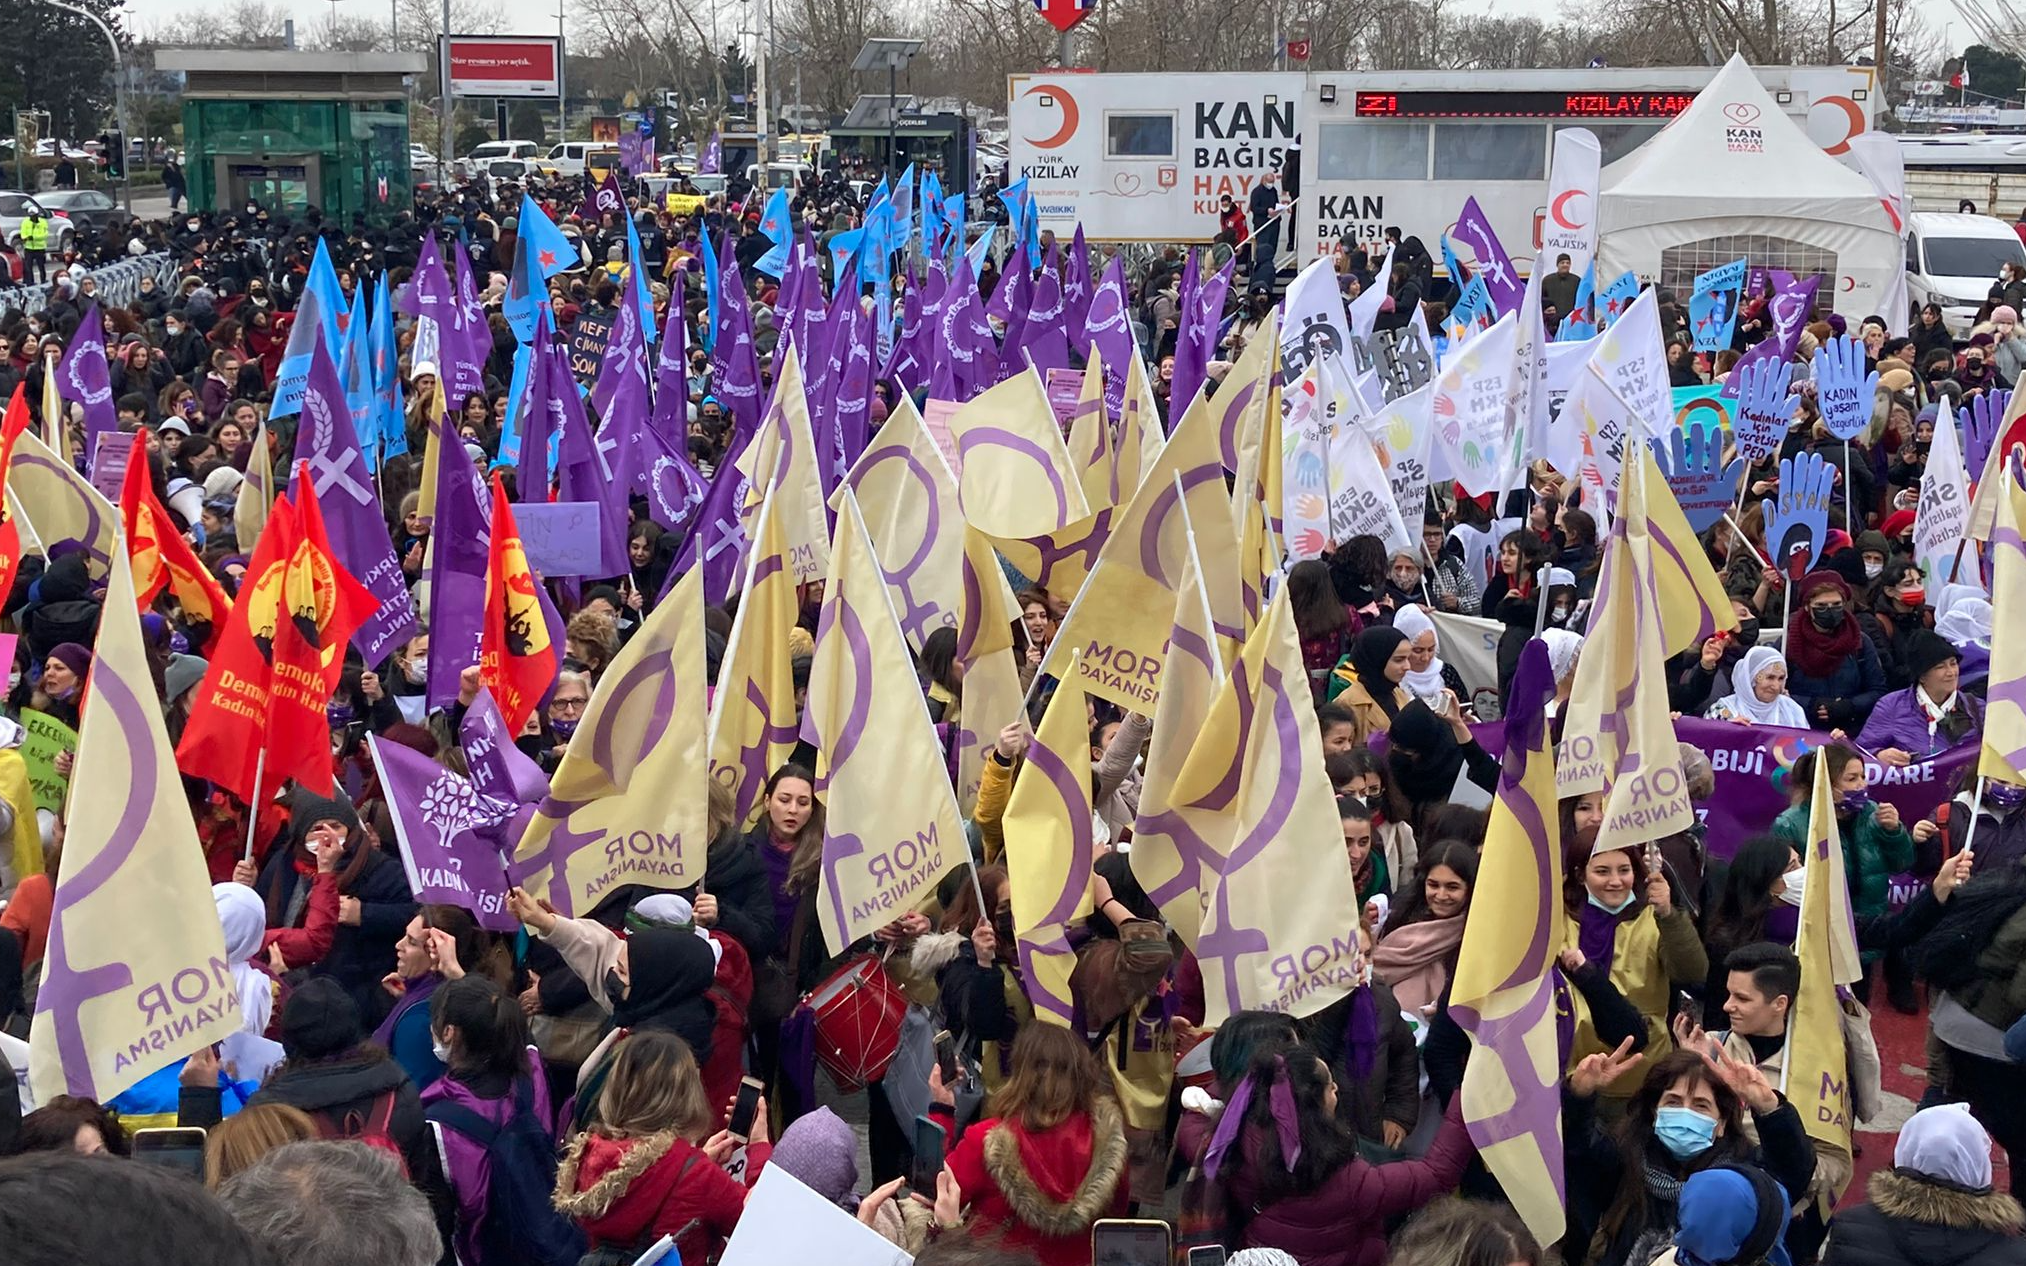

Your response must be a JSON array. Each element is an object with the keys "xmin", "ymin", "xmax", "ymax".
[
  {"xmin": 1827, "ymin": 1168, "xmax": 2026, "ymax": 1266},
  {"xmin": 682, "ymin": 829, "xmax": 775, "ymax": 965}
]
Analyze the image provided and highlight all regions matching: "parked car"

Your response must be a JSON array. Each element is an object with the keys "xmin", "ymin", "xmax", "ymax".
[
  {"xmin": 1905, "ymin": 211, "xmax": 2026, "ymax": 335},
  {"xmin": 460, "ymin": 139, "xmax": 540, "ymax": 179},
  {"xmin": 34, "ymin": 188, "xmax": 129, "ymax": 238},
  {"xmin": 0, "ymin": 192, "xmax": 75, "ymax": 253}
]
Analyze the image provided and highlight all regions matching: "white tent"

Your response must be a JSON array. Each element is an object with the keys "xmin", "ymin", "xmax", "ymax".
[{"xmin": 1597, "ymin": 53, "xmax": 1899, "ymax": 320}]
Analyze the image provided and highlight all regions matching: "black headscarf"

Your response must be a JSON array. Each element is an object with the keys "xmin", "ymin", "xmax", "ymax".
[
  {"xmin": 1346, "ymin": 627, "xmax": 1409, "ymax": 718},
  {"xmin": 613, "ymin": 926, "xmax": 718, "ymax": 1061},
  {"xmin": 1387, "ymin": 700, "xmax": 1464, "ymax": 806}
]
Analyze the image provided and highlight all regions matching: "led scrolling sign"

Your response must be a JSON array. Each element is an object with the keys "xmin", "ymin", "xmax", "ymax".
[{"xmin": 1352, "ymin": 90, "xmax": 1700, "ymax": 119}]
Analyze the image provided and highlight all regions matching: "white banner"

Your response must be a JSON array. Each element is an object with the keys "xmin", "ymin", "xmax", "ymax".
[{"xmin": 1542, "ymin": 129, "xmax": 1602, "ymax": 277}]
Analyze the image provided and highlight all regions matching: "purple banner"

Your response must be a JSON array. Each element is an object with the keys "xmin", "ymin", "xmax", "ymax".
[
  {"xmin": 1453, "ymin": 197, "xmax": 1526, "ymax": 318},
  {"xmin": 371, "ymin": 735, "xmax": 519, "ymax": 932}
]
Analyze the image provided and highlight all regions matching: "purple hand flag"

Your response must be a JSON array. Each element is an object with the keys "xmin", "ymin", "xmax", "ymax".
[{"xmin": 292, "ymin": 338, "xmax": 418, "ymax": 662}]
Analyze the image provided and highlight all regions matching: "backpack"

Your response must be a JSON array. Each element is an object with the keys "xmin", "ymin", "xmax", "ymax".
[
  {"xmin": 426, "ymin": 1077, "xmax": 585, "ymax": 1266},
  {"xmin": 316, "ymin": 1089, "xmax": 409, "ymax": 1176}
]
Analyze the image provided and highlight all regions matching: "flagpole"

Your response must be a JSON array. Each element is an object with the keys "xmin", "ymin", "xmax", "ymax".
[
  {"xmin": 242, "ymin": 748, "xmax": 266, "ymax": 862},
  {"xmin": 1960, "ymin": 775, "xmax": 1989, "ymax": 861},
  {"xmin": 1722, "ymin": 513, "xmax": 1772, "ymax": 570},
  {"xmin": 1533, "ymin": 563, "xmax": 1552, "ymax": 635},
  {"xmin": 1843, "ymin": 447, "xmax": 1854, "ymax": 535}
]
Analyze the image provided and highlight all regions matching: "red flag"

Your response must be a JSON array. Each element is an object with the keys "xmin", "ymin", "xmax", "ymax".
[
  {"xmin": 480, "ymin": 474, "xmax": 559, "ymax": 734},
  {"xmin": 268, "ymin": 465, "xmax": 377, "ymax": 795},
  {"xmin": 176, "ymin": 495, "xmax": 298, "ymax": 802},
  {"xmin": 0, "ymin": 384, "xmax": 29, "ymax": 603},
  {"xmin": 120, "ymin": 431, "xmax": 232, "ymax": 653}
]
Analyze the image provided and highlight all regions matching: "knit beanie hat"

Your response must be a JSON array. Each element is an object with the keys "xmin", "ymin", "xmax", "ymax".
[
  {"xmin": 280, "ymin": 977, "xmax": 364, "ymax": 1060},
  {"xmin": 767, "ymin": 1107, "xmax": 860, "ymax": 1210},
  {"xmin": 289, "ymin": 785, "xmax": 360, "ymax": 850},
  {"xmin": 46, "ymin": 642, "xmax": 92, "ymax": 683},
  {"xmin": 1903, "ymin": 629, "xmax": 1959, "ymax": 684}
]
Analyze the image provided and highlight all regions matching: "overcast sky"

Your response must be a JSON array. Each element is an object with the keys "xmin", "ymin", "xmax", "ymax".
[{"xmin": 124, "ymin": 0, "xmax": 1976, "ymax": 62}]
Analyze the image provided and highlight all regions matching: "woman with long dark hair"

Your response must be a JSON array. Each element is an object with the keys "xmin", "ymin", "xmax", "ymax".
[
  {"xmin": 1700, "ymin": 836, "xmax": 1800, "ymax": 1027},
  {"xmin": 1288, "ymin": 558, "xmax": 1355, "ymax": 703},
  {"xmin": 1372, "ymin": 841, "xmax": 1478, "ymax": 1017}
]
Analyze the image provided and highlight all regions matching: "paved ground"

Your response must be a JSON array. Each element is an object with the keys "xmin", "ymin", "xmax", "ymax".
[{"xmin": 1848, "ymin": 985, "xmax": 2008, "ymax": 1208}]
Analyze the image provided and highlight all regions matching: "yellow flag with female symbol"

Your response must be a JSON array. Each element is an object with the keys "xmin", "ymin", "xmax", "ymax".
[
  {"xmin": 954, "ymin": 524, "xmax": 1024, "ymax": 816},
  {"xmin": 1066, "ymin": 346, "xmax": 1118, "ymax": 513},
  {"xmin": 707, "ymin": 483, "xmax": 801, "ymax": 824},
  {"xmin": 948, "ymin": 367, "xmax": 1090, "ymax": 539},
  {"xmin": 1782, "ymin": 748, "xmax": 1863, "ymax": 1199},
  {"xmin": 838, "ymin": 395, "xmax": 961, "ymax": 652},
  {"xmin": 1002, "ymin": 664, "xmax": 1095, "ymax": 1028},
  {"xmin": 734, "ymin": 346, "xmax": 830, "ymax": 585}
]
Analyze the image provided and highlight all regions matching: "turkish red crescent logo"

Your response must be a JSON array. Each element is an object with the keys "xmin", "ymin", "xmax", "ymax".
[
  {"xmin": 1022, "ymin": 83, "xmax": 1079, "ymax": 150},
  {"xmin": 1811, "ymin": 95, "xmax": 1866, "ymax": 157},
  {"xmin": 1550, "ymin": 189, "xmax": 1590, "ymax": 232},
  {"xmin": 1722, "ymin": 102, "xmax": 1761, "ymax": 125}
]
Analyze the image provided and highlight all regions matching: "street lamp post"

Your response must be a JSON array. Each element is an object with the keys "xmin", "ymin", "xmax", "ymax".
[
  {"xmin": 851, "ymin": 37, "xmax": 923, "ymax": 179},
  {"xmin": 40, "ymin": 0, "xmax": 129, "ymax": 212}
]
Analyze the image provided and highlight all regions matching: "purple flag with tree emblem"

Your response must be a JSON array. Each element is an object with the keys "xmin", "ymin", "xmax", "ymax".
[
  {"xmin": 369, "ymin": 734, "xmax": 519, "ymax": 932},
  {"xmin": 57, "ymin": 300, "xmax": 116, "ymax": 462},
  {"xmin": 292, "ymin": 339, "xmax": 418, "ymax": 661},
  {"xmin": 425, "ymin": 415, "xmax": 490, "ymax": 710},
  {"xmin": 460, "ymin": 686, "xmax": 551, "ymax": 807},
  {"xmin": 1082, "ymin": 255, "xmax": 1134, "ymax": 415},
  {"xmin": 1453, "ymin": 197, "xmax": 1526, "ymax": 318},
  {"xmin": 712, "ymin": 236, "xmax": 763, "ymax": 439}
]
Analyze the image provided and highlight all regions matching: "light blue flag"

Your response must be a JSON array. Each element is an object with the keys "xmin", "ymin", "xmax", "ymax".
[
  {"xmin": 701, "ymin": 227, "xmax": 722, "ymax": 353},
  {"xmin": 305, "ymin": 237, "xmax": 349, "ymax": 360},
  {"xmin": 371, "ymin": 275, "xmax": 406, "ymax": 460},
  {"xmin": 624, "ymin": 210, "xmax": 657, "ymax": 344},
  {"xmin": 945, "ymin": 192, "xmax": 967, "ymax": 262},
  {"xmin": 858, "ymin": 179, "xmax": 892, "ymax": 286},
  {"xmin": 503, "ymin": 192, "xmax": 577, "ymax": 341},
  {"xmin": 921, "ymin": 171, "xmax": 947, "ymax": 259},
  {"xmin": 1559, "ymin": 262, "xmax": 1599, "ymax": 342},
  {"xmin": 270, "ymin": 286, "xmax": 326, "ymax": 418},
  {"xmin": 1598, "ymin": 270, "xmax": 1640, "ymax": 331},
  {"xmin": 499, "ymin": 337, "xmax": 534, "ymax": 465},
  {"xmin": 1440, "ymin": 234, "xmax": 1466, "ymax": 290},
  {"xmin": 964, "ymin": 223, "xmax": 994, "ymax": 279},
  {"xmin": 754, "ymin": 185, "xmax": 793, "ymax": 278},
  {"xmin": 826, "ymin": 229, "xmax": 866, "ymax": 279},
  {"xmin": 892, "ymin": 162, "xmax": 918, "ymax": 251},
  {"xmin": 341, "ymin": 285, "xmax": 375, "ymax": 457}
]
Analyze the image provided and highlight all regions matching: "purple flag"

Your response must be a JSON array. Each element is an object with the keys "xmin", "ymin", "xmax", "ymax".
[
  {"xmin": 1175, "ymin": 254, "xmax": 1234, "ymax": 421},
  {"xmin": 776, "ymin": 232, "xmax": 825, "ymax": 360},
  {"xmin": 448, "ymin": 241, "xmax": 490, "ymax": 408},
  {"xmin": 556, "ymin": 350, "xmax": 630, "ymax": 579},
  {"xmin": 292, "ymin": 339, "xmax": 418, "ymax": 662},
  {"xmin": 831, "ymin": 303, "xmax": 876, "ymax": 487},
  {"xmin": 932, "ymin": 258, "xmax": 1000, "ymax": 403},
  {"xmin": 402, "ymin": 233, "xmax": 451, "ymax": 320},
  {"xmin": 671, "ymin": 457, "xmax": 751, "ymax": 605},
  {"xmin": 459, "ymin": 687, "xmax": 552, "ymax": 806},
  {"xmin": 369, "ymin": 734, "xmax": 519, "ymax": 932},
  {"xmin": 1453, "ymin": 197, "xmax": 1526, "ymax": 318},
  {"xmin": 425, "ymin": 407, "xmax": 490, "ymax": 709},
  {"xmin": 1063, "ymin": 224, "xmax": 1093, "ymax": 339},
  {"xmin": 621, "ymin": 419, "xmax": 708, "ymax": 537},
  {"xmin": 648, "ymin": 300, "xmax": 689, "ymax": 449},
  {"xmin": 591, "ymin": 282, "xmax": 649, "ymax": 429},
  {"xmin": 1019, "ymin": 258, "xmax": 1071, "ymax": 377},
  {"xmin": 985, "ymin": 239, "xmax": 1030, "ymax": 328},
  {"xmin": 577, "ymin": 171, "xmax": 625, "ymax": 222},
  {"xmin": 699, "ymin": 131, "xmax": 721, "ymax": 175},
  {"xmin": 711, "ymin": 237, "xmax": 762, "ymax": 438},
  {"xmin": 883, "ymin": 285, "xmax": 926, "ymax": 396},
  {"xmin": 56, "ymin": 300, "xmax": 116, "ymax": 461},
  {"xmin": 1720, "ymin": 270, "xmax": 1821, "ymax": 400},
  {"xmin": 1082, "ymin": 255, "xmax": 1135, "ymax": 414},
  {"xmin": 517, "ymin": 310, "xmax": 562, "ymax": 501}
]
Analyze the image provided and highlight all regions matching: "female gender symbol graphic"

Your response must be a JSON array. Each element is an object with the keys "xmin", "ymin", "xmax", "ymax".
[{"xmin": 851, "ymin": 442, "xmax": 956, "ymax": 646}]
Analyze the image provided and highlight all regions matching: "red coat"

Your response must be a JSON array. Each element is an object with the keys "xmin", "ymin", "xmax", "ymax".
[
  {"xmin": 944, "ymin": 1097, "xmax": 1129, "ymax": 1266},
  {"xmin": 1224, "ymin": 1095, "xmax": 1475, "ymax": 1266},
  {"xmin": 700, "ymin": 930, "xmax": 752, "ymax": 1129},
  {"xmin": 555, "ymin": 1131, "xmax": 769, "ymax": 1266}
]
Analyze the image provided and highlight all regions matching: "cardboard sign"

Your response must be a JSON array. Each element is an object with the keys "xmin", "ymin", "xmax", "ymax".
[
  {"xmin": 1044, "ymin": 368, "xmax": 1083, "ymax": 436},
  {"xmin": 920, "ymin": 399, "xmax": 964, "ymax": 478},
  {"xmin": 566, "ymin": 312, "xmax": 616, "ymax": 382},
  {"xmin": 666, "ymin": 193, "xmax": 706, "ymax": 215},
  {"xmin": 19, "ymin": 709, "xmax": 76, "ymax": 814},
  {"xmin": 513, "ymin": 500, "xmax": 606, "ymax": 577},
  {"xmin": 719, "ymin": 1165, "xmax": 913, "ymax": 1266},
  {"xmin": 88, "ymin": 431, "xmax": 136, "ymax": 503}
]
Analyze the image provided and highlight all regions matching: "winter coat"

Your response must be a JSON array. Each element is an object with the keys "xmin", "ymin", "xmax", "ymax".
[
  {"xmin": 1226, "ymin": 1095, "xmax": 1474, "ymax": 1266},
  {"xmin": 683, "ymin": 829, "xmax": 775, "ymax": 964},
  {"xmin": 1773, "ymin": 801, "xmax": 1915, "ymax": 932},
  {"xmin": 1826, "ymin": 1167, "xmax": 2026, "ymax": 1266},
  {"xmin": 1301, "ymin": 979, "xmax": 1421, "ymax": 1145},
  {"xmin": 1784, "ymin": 633, "xmax": 1890, "ymax": 731},
  {"xmin": 554, "ymin": 1129, "xmax": 769, "ymax": 1265},
  {"xmin": 421, "ymin": 1050, "xmax": 556, "ymax": 1266},
  {"xmin": 944, "ymin": 1096, "xmax": 1129, "ymax": 1266},
  {"xmin": 260, "ymin": 844, "xmax": 418, "ymax": 1025},
  {"xmin": 1857, "ymin": 687, "xmax": 1985, "ymax": 759}
]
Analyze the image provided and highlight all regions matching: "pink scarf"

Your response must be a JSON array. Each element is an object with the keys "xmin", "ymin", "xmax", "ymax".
[{"xmin": 1372, "ymin": 916, "xmax": 1465, "ymax": 1015}]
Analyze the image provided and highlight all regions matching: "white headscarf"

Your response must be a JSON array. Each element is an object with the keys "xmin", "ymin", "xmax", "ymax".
[
  {"xmin": 1895, "ymin": 1104, "xmax": 1995, "ymax": 1191},
  {"xmin": 1391, "ymin": 604, "xmax": 1447, "ymax": 702},
  {"xmin": 1541, "ymin": 629, "xmax": 1584, "ymax": 687},
  {"xmin": 212, "ymin": 882, "xmax": 273, "ymax": 1037},
  {"xmin": 1711, "ymin": 646, "xmax": 1808, "ymax": 727}
]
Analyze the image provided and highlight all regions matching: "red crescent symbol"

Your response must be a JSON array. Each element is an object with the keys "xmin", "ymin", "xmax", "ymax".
[
  {"xmin": 1841, "ymin": 274, "xmax": 1856, "ymax": 293},
  {"xmin": 1551, "ymin": 189, "xmax": 1589, "ymax": 232},
  {"xmin": 1814, "ymin": 95, "xmax": 1866, "ymax": 157},
  {"xmin": 1022, "ymin": 84, "xmax": 1079, "ymax": 151}
]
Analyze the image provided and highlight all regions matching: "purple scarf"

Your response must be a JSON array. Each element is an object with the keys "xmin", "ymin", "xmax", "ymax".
[
  {"xmin": 371, "ymin": 971, "xmax": 442, "ymax": 1048},
  {"xmin": 1204, "ymin": 1055, "xmax": 1303, "ymax": 1179},
  {"xmin": 1575, "ymin": 901, "xmax": 1639, "ymax": 976},
  {"xmin": 1763, "ymin": 901, "xmax": 1800, "ymax": 945},
  {"xmin": 1343, "ymin": 985, "xmax": 1379, "ymax": 1080}
]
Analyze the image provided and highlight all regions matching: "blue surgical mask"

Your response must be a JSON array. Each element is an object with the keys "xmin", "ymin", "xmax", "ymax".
[
  {"xmin": 1653, "ymin": 1106, "xmax": 1718, "ymax": 1160},
  {"xmin": 1588, "ymin": 892, "xmax": 1637, "ymax": 916}
]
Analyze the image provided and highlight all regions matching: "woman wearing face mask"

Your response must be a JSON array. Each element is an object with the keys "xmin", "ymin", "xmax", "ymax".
[
  {"xmin": 1699, "ymin": 836, "xmax": 1803, "ymax": 1026},
  {"xmin": 1339, "ymin": 747, "xmax": 1417, "ymax": 895},
  {"xmin": 1705, "ymin": 647, "xmax": 1808, "ymax": 728},
  {"xmin": 1772, "ymin": 745, "xmax": 1917, "ymax": 970},
  {"xmin": 935, "ymin": 865, "xmax": 1035, "ymax": 1097},
  {"xmin": 1859, "ymin": 630, "xmax": 1983, "ymax": 765},
  {"xmin": 1569, "ymin": 1046, "xmax": 1816, "ymax": 1266},
  {"xmin": 1961, "ymin": 335, "xmax": 2002, "ymax": 396},
  {"xmin": 1560, "ymin": 837, "xmax": 1708, "ymax": 1103},
  {"xmin": 1372, "ymin": 841, "xmax": 1477, "ymax": 1017},
  {"xmin": 1782, "ymin": 572, "xmax": 1889, "ymax": 732},
  {"xmin": 1857, "ymin": 561, "xmax": 1934, "ymax": 690},
  {"xmin": 1329, "ymin": 627, "xmax": 1412, "ymax": 745},
  {"xmin": 420, "ymin": 975, "xmax": 579, "ymax": 1266},
  {"xmin": 1384, "ymin": 698, "xmax": 1500, "ymax": 840},
  {"xmin": 367, "ymin": 633, "xmax": 431, "ymax": 728}
]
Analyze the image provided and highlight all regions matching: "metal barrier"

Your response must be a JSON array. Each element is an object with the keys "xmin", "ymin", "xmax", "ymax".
[{"xmin": 2, "ymin": 251, "xmax": 179, "ymax": 315}]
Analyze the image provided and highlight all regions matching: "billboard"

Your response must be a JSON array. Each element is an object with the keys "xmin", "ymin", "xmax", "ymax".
[
  {"xmin": 445, "ymin": 36, "xmax": 562, "ymax": 98},
  {"xmin": 1007, "ymin": 72, "xmax": 1304, "ymax": 243}
]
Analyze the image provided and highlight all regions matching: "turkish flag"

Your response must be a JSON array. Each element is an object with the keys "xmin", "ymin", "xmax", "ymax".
[
  {"xmin": 480, "ymin": 474, "xmax": 560, "ymax": 735},
  {"xmin": 177, "ymin": 495, "xmax": 298, "ymax": 803},
  {"xmin": 268, "ymin": 465, "xmax": 378, "ymax": 796},
  {"xmin": 120, "ymin": 431, "xmax": 233, "ymax": 653}
]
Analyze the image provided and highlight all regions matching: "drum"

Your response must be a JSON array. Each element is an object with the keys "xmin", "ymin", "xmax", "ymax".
[{"xmin": 802, "ymin": 955, "xmax": 906, "ymax": 1092}]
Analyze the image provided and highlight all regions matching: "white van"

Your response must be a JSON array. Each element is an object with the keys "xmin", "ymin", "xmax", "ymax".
[
  {"xmin": 546, "ymin": 141, "xmax": 600, "ymax": 177},
  {"xmin": 461, "ymin": 140, "xmax": 540, "ymax": 180},
  {"xmin": 1905, "ymin": 212, "xmax": 2026, "ymax": 335}
]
